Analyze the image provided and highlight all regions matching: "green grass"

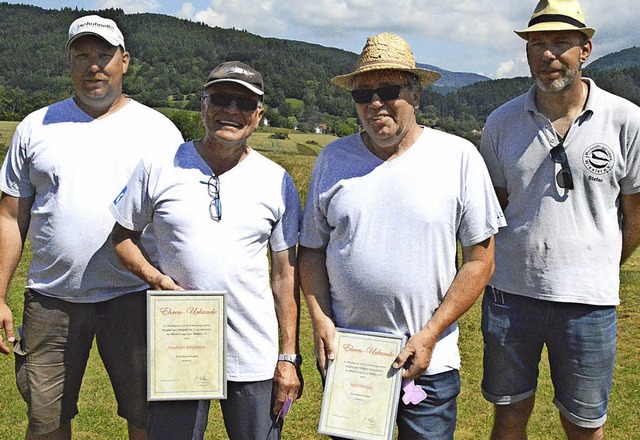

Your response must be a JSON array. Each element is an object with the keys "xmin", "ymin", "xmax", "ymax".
[{"xmin": 1, "ymin": 124, "xmax": 639, "ymax": 439}]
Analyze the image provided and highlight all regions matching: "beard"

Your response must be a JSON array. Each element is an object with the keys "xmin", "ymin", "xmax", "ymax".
[{"xmin": 534, "ymin": 64, "xmax": 580, "ymax": 93}]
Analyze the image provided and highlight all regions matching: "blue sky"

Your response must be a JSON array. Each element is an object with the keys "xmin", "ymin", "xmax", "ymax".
[{"xmin": 5, "ymin": 0, "xmax": 639, "ymax": 78}]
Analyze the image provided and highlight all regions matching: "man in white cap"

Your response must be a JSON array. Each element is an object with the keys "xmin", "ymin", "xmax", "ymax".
[
  {"xmin": 299, "ymin": 32, "xmax": 505, "ymax": 439},
  {"xmin": 0, "ymin": 14, "xmax": 183, "ymax": 440},
  {"xmin": 110, "ymin": 61, "xmax": 303, "ymax": 440},
  {"xmin": 479, "ymin": 1, "xmax": 640, "ymax": 438}
]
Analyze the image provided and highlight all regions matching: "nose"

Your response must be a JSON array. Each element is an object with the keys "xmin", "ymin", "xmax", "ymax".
[{"xmin": 367, "ymin": 92, "xmax": 384, "ymax": 107}]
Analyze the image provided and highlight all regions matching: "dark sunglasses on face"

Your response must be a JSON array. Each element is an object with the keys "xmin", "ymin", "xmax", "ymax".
[
  {"xmin": 550, "ymin": 142, "xmax": 574, "ymax": 190},
  {"xmin": 206, "ymin": 93, "xmax": 260, "ymax": 112},
  {"xmin": 350, "ymin": 84, "xmax": 409, "ymax": 104}
]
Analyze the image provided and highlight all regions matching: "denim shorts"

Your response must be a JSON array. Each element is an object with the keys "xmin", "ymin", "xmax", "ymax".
[
  {"xmin": 396, "ymin": 369, "xmax": 460, "ymax": 440},
  {"xmin": 481, "ymin": 286, "xmax": 616, "ymax": 429},
  {"xmin": 14, "ymin": 289, "xmax": 148, "ymax": 435}
]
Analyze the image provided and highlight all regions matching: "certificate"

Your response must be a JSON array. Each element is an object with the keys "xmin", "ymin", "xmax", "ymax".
[
  {"xmin": 318, "ymin": 328, "xmax": 406, "ymax": 440},
  {"xmin": 147, "ymin": 290, "xmax": 226, "ymax": 401}
]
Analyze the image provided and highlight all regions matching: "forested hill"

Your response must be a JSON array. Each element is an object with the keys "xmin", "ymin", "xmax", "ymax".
[
  {"xmin": 1, "ymin": 2, "xmax": 639, "ymax": 141},
  {"xmin": 0, "ymin": 3, "xmax": 484, "ymax": 118}
]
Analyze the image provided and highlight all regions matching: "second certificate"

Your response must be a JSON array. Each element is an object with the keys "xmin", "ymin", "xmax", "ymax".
[{"xmin": 319, "ymin": 328, "xmax": 406, "ymax": 440}]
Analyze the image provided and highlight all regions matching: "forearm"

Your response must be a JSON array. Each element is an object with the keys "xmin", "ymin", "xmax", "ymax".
[
  {"xmin": 0, "ymin": 194, "xmax": 31, "ymax": 301},
  {"xmin": 425, "ymin": 245, "xmax": 494, "ymax": 338},
  {"xmin": 298, "ymin": 245, "xmax": 332, "ymax": 323},
  {"xmin": 620, "ymin": 193, "xmax": 640, "ymax": 264},
  {"xmin": 271, "ymin": 247, "xmax": 300, "ymax": 353},
  {"xmin": 420, "ymin": 238, "xmax": 495, "ymax": 342},
  {"xmin": 111, "ymin": 223, "xmax": 180, "ymax": 290}
]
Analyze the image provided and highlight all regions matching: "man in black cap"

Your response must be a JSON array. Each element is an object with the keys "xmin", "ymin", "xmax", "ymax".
[{"xmin": 110, "ymin": 61, "xmax": 303, "ymax": 440}]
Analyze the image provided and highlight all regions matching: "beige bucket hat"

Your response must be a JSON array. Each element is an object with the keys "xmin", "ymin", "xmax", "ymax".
[
  {"xmin": 515, "ymin": 0, "xmax": 596, "ymax": 40},
  {"xmin": 331, "ymin": 32, "xmax": 441, "ymax": 91}
]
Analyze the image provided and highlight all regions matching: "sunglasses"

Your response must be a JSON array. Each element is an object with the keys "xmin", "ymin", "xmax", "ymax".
[
  {"xmin": 350, "ymin": 84, "xmax": 409, "ymax": 104},
  {"xmin": 206, "ymin": 93, "xmax": 260, "ymax": 112},
  {"xmin": 550, "ymin": 142, "xmax": 574, "ymax": 190}
]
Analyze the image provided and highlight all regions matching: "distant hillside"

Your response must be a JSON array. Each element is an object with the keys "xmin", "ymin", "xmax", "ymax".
[
  {"xmin": 420, "ymin": 63, "xmax": 491, "ymax": 94},
  {"xmin": 587, "ymin": 47, "xmax": 640, "ymax": 71}
]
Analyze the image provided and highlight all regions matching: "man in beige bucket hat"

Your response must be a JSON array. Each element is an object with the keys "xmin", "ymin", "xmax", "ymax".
[
  {"xmin": 299, "ymin": 32, "xmax": 505, "ymax": 439},
  {"xmin": 479, "ymin": 1, "xmax": 640, "ymax": 439}
]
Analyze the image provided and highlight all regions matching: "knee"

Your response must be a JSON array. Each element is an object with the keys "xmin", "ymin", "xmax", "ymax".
[{"xmin": 491, "ymin": 398, "xmax": 535, "ymax": 439}]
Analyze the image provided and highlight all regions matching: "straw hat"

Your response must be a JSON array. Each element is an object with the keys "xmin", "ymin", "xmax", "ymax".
[
  {"xmin": 331, "ymin": 32, "xmax": 441, "ymax": 91},
  {"xmin": 515, "ymin": 0, "xmax": 596, "ymax": 40}
]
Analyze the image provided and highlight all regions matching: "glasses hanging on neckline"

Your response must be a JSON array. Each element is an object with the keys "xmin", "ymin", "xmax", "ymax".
[
  {"xmin": 208, "ymin": 175, "xmax": 221, "ymax": 221},
  {"xmin": 550, "ymin": 142, "xmax": 574, "ymax": 190}
]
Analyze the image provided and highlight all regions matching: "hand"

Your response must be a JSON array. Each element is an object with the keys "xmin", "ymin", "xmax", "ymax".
[
  {"xmin": 149, "ymin": 274, "xmax": 183, "ymax": 291},
  {"xmin": 272, "ymin": 360, "xmax": 303, "ymax": 415},
  {"xmin": 312, "ymin": 315, "xmax": 337, "ymax": 378},
  {"xmin": 0, "ymin": 302, "xmax": 16, "ymax": 355},
  {"xmin": 392, "ymin": 330, "xmax": 437, "ymax": 380}
]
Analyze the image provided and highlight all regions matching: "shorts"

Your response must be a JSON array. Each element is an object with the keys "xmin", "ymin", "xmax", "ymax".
[
  {"xmin": 14, "ymin": 289, "xmax": 148, "ymax": 435},
  {"xmin": 147, "ymin": 380, "xmax": 280, "ymax": 440},
  {"xmin": 481, "ymin": 286, "xmax": 616, "ymax": 429}
]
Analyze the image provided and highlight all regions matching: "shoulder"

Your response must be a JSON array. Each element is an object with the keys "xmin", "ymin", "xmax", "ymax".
[
  {"xmin": 486, "ymin": 92, "xmax": 530, "ymax": 126},
  {"xmin": 587, "ymin": 79, "xmax": 640, "ymax": 115},
  {"xmin": 421, "ymin": 127, "xmax": 478, "ymax": 154},
  {"xmin": 246, "ymin": 149, "xmax": 289, "ymax": 177},
  {"xmin": 316, "ymin": 133, "xmax": 362, "ymax": 162}
]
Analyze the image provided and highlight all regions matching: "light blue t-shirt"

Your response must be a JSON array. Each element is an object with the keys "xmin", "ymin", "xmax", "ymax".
[
  {"xmin": 0, "ymin": 98, "xmax": 184, "ymax": 302},
  {"xmin": 301, "ymin": 127, "xmax": 505, "ymax": 374}
]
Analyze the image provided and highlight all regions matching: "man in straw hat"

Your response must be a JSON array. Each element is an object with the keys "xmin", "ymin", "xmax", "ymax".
[
  {"xmin": 0, "ymin": 14, "xmax": 183, "ymax": 440},
  {"xmin": 479, "ymin": 1, "xmax": 640, "ymax": 438},
  {"xmin": 299, "ymin": 32, "xmax": 505, "ymax": 438}
]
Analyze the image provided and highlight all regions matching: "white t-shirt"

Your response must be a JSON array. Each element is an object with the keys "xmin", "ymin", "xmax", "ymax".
[
  {"xmin": 480, "ymin": 79, "xmax": 640, "ymax": 305},
  {"xmin": 0, "ymin": 98, "xmax": 184, "ymax": 302},
  {"xmin": 300, "ymin": 128, "xmax": 505, "ymax": 374},
  {"xmin": 110, "ymin": 142, "xmax": 301, "ymax": 381}
]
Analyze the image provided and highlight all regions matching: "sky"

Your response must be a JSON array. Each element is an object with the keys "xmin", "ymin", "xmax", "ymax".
[{"xmin": 5, "ymin": 0, "xmax": 639, "ymax": 78}]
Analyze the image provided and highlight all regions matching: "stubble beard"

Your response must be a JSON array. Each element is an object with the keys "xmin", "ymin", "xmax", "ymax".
[{"xmin": 534, "ymin": 65, "xmax": 580, "ymax": 93}]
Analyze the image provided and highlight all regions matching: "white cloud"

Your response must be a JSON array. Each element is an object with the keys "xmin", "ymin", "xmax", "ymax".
[{"xmin": 167, "ymin": 0, "xmax": 637, "ymax": 77}]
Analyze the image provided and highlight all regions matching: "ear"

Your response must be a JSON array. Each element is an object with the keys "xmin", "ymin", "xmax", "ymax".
[
  {"xmin": 121, "ymin": 50, "xmax": 130, "ymax": 73},
  {"xmin": 580, "ymin": 39, "xmax": 592, "ymax": 63}
]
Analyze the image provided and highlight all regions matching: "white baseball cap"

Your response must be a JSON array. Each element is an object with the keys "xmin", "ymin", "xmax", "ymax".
[{"xmin": 67, "ymin": 15, "xmax": 126, "ymax": 50}]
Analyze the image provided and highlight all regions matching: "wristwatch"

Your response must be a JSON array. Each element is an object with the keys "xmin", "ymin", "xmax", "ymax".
[{"xmin": 278, "ymin": 353, "xmax": 303, "ymax": 367}]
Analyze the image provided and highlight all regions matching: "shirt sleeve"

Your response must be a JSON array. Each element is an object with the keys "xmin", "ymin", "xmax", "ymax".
[
  {"xmin": 109, "ymin": 157, "xmax": 154, "ymax": 232},
  {"xmin": 0, "ymin": 123, "xmax": 35, "ymax": 197},
  {"xmin": 458, "ymin": 146, "xmax": 506, "ymax": 247},
  {"xmin": 269, "ymin": 171, "xmax": 301, "ymax": 252},
  {"xmin": 479, "ymin": 116, "xmax": 508, "ymax": 189},
  {"xmin": 299, "ymin": 152, "xmax": 331, "ymax": 249}
]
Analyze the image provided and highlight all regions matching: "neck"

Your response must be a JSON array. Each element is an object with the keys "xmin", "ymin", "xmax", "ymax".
[
  {"xmin": 74, "ymin": 94, "xmax": 129, "ymax": 119},
  {"xmin": 196, "ymin": 138, "xmax": 249, "ymax": 175},
  {"xmin": 363, "ymin": 123, "xmax": 423, "ymax": 161},
  {"xmin": 536, "ymin": 78, "xmax": 588, "ymax": 121}
]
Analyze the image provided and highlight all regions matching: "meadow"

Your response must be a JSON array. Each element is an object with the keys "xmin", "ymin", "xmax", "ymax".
[{"xmin": 0, "ymin": 123, "xmax": 638, "ymax": 439}]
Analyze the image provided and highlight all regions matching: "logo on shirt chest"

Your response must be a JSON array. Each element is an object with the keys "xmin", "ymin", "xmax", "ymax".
[{"xmin": 582, "ymin": 144, "xmax": 614, "ymax": 176}]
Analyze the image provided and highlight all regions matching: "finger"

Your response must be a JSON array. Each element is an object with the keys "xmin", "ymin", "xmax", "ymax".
[{"xmin": 392, "ymin": 348, "xmax": 410, "ymax": 370}]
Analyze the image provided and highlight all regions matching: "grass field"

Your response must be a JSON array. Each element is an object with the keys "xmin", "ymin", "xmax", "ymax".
[{"xmin": 0, "ymin": 125, "xmax": 639, "ymax": 439}]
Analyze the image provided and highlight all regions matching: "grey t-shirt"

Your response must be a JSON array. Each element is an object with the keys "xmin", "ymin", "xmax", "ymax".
[{"xmin": 480, "ymin": 79, "xmax": 640, "ymax": 305}]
